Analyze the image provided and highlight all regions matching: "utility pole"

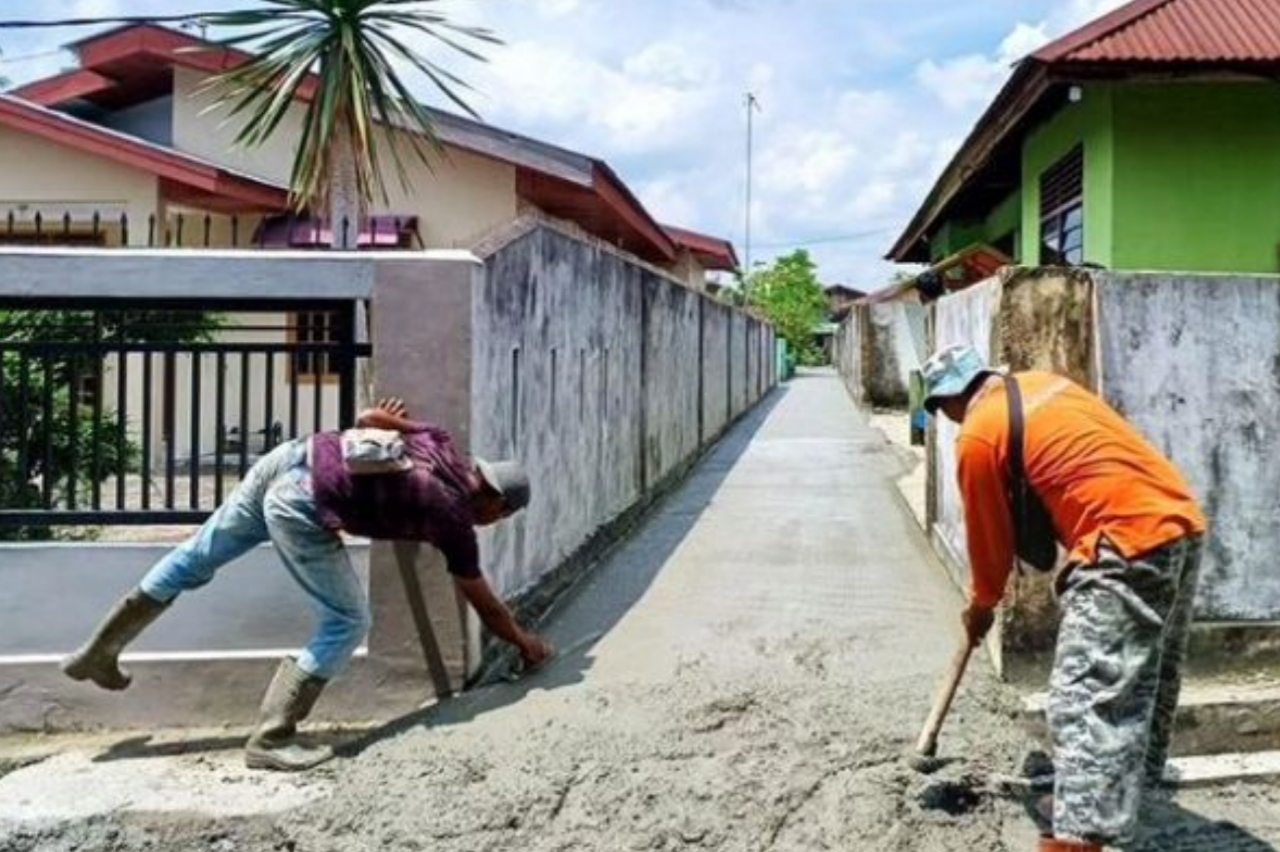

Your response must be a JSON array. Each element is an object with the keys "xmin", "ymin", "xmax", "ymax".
[{"xmin": 744, "ymin": 92, "xmax": 761, "ymax": 293}]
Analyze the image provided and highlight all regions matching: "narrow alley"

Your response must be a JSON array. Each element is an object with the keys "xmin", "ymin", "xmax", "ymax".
[{"xmin": 2, "ymin": 371, "xmax": 1275, "ymax": 851}]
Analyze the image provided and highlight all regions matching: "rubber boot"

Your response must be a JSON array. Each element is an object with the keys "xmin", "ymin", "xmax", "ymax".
[
  {"xmin": 1038, "ymin": 839, "xmax": 1103, "ymax": 851},
  {"xmin": 60, "ymin": 589, "xmax": 170, "ymax": 690},
  {"xmin": 244, "ymin": 658, "xmax": 334, "ymax": 772}
]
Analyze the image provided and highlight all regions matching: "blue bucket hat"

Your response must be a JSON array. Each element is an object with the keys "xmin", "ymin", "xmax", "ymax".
[{"xmin": 921, "ymin": 344, "xmax": 996, "ymax": 415}]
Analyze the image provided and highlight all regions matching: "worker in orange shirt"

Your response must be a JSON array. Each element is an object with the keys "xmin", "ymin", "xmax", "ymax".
[{"xmin": 921, "ymin": 344, "xmax": 1205, "ymax": 852}]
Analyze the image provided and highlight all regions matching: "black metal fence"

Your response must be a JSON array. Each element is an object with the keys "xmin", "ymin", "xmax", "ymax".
[
  {"xmin": 1, "ymin": 210, "xmax": 422, "ymax": 250},
  {"xmin": 0, "ymin": 298, "xmax": 370, "ymax": 529}
]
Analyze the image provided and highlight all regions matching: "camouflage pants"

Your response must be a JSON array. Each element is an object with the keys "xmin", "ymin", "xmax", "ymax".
[{"xmin": 1048, "ymin": 535, "xmax": 1203, "ymax": 845}]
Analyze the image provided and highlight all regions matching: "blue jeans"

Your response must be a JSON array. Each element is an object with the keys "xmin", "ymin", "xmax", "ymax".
[{"xmin": 139, "ymin": 440, "xmax": 370, "ymax": 680}]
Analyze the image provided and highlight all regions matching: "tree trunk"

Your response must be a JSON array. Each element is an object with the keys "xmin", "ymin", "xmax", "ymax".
[
  {"xmin": 329, "ymin": 131, "xmax": 361, "ymax": 250},
  {"xmin": 325, "ymin": 129, "xmax": 373, "ymax": 408}
]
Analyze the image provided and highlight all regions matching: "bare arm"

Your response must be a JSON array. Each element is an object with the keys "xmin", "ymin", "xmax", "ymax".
[
  {"xmin": 355, "ymin": 397, "xmax": 428, "ymax": 433},
  {"xmin": 454, "ymin": 575, "xmax": 554, "ymax": 665}
]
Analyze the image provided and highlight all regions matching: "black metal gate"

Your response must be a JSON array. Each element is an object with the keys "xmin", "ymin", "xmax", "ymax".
[{"xmin": 0, "ymin": 297, "xmax": 369, "ymax": 528}]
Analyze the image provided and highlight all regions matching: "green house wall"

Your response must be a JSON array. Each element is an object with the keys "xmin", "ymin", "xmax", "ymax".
[
  {"xmin": 1020, "ymin": 83, "xmax": 1114, "ymax": 267},
  {"xmin": 1111, "ymin": 82, "xmax": 1280, "ymax": 273},
  {"xmin": 924, "ymin": 80, "xmax": 1280, "ymax": 275}
]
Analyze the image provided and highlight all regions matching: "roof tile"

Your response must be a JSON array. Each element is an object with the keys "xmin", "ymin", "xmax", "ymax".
[{"xmin": 1065, "ymin": 0, "xmax": 1280, "ymax": 63}]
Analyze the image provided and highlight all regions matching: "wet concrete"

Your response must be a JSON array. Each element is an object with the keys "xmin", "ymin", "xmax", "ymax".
[
  {"xmin": 4, "ymin": 370, "xmax": 1277, "ymax": 851},
  {"xmin": 529, "ymin": 366, "xmax": 962, "ymax": 687}
]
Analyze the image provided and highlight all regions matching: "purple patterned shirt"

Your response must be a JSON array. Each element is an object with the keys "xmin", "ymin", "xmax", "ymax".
[{"xmin": 309, "ymin": 425, "xmax": 480, "ymax": 578}]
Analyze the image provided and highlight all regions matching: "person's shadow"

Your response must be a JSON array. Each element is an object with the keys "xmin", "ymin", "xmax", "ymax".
[{"xmin": 1124, "ymin": 792, "xmax": 1279, "ymax": 852}]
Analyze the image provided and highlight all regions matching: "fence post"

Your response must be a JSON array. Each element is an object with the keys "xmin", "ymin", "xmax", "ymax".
[
  {"xmin": 369, "ymin": 255, "xmax": 484, "ymax": 696},
  {"xmin": 336, "ymin": 303, "xmax": 359, "ymax": 429}
]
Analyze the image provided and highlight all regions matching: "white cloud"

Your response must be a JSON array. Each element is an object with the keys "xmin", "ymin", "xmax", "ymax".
[
  {"xmin": 915, "ymin": 54, "xmax": 1011, "ymax": 113},
  {"xmin": 635, "ymin": 176, "xmax": 702, "ymax": 226},
  {"xmin": 533, "ymin": 0, "xmax": 583, "ymax": 17},
  {"xmin": 1048, "ymin": 0, "xmax": 1134, "ymax": 33}
]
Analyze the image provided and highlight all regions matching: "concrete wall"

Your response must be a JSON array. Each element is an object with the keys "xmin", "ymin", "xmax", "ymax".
[
  {"xmin": 702, "ymin": 301, "xmax": 732, "ymax": 442},
  {"xmin": 863, "ymin": 302, "xmax": 927, "ymax": 407},
  {"xmin": 470, "ymin": 222, "xmax": 774, "ymax": 607},
  {"xmin": 833, "ymin": 300, "xmax": 927, "ymax": 409},
  {"xmin": 929, "ymin": 276, "xmax": 1001, "ymax": 595},
  {"xmin": 834, "ymin": 310, "xmax": 864, "ymax": 406},
  {"xmin": 1097, "ymin": 273, "xmax": 1280, "ymax": 620}
]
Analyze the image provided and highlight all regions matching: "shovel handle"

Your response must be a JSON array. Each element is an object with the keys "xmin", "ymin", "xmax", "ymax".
[{"xmin": 915, "ymin": 641, "xmax": 975, "ymax": 757}]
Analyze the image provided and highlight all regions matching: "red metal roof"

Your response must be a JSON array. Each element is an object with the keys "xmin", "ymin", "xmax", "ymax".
[
  {"xmin": 663, "ymin": 225, "xmax": 740, "ymax": 271},
  {"xmin": 1035, "ymin": 0, "xmax": 1280, "ymax": 64}
]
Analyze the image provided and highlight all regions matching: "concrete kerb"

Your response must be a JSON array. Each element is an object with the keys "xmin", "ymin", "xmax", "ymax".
[{"xmin": 1023, "ymin": 679, "xmax": 1280, "ymax": 760}]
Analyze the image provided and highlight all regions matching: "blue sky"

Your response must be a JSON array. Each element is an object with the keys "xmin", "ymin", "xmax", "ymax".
[{"xmin": 0, "ymin": 0, "xmax": 1128, "ymax": 286}]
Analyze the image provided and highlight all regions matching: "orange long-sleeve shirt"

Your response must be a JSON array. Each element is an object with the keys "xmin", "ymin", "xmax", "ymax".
[{"xmin": 957, "ymin": 371, "xmax": 1206, "ymax": 608}]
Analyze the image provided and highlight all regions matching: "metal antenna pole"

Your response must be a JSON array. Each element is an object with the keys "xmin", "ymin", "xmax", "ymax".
[{"xmin": 744, "ymin": 92, "xmax": 761, "ymax": 294}]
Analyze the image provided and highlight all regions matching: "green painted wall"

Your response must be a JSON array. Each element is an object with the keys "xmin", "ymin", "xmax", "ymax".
[
  {"xmin": 930, "ymin": 219, "xmax": 985, "ymax": 262},
  {"xmin": 1020, "ymin": 84, "xmax": 1114, "ymax": 267},
  {"xmin": 923, "ymin": 192, "xmax": 1020, "ymax": 264},
  {"xmin": 1111, "ymin": 82, "xmax": 1280, "ymax": 273},
  {"xmin": 985, "ymin": 190, "xmax": 1021, "ymax": 259}
]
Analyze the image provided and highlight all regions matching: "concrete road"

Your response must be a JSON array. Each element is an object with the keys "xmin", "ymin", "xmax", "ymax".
[{"xmin": 534, "ymin": 366, "xmax": 962, "ymax": 686}]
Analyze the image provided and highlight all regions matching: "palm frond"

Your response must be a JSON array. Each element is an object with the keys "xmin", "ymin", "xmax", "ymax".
[{"xmin": 199, "ymin": 0, "xmax": 500, "ymax": 214}]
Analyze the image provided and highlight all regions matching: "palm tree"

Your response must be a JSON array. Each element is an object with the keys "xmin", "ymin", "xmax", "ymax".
[{"xmin": 200, "ymin": 0, "xmax": 499, "ymax": 248}]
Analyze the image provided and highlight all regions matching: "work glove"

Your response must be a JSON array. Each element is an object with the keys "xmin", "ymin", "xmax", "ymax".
[{"xmin": 962, "ymin": 604, "xmax": 995, "ymax": 648}]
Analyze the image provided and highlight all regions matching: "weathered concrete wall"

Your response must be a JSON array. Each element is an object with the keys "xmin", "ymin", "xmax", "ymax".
[
  {"xmin": 929, "ymin": 277, "xmax": 1002, "ymax": 596},
  {"xmin": 644, "ymin": 280, "xmax": 703, "ymax": 488},
  {"xmin": 729, "ymin": 311, "xmax": 749, "ymax": 416},
  {"xmin": 702, "ymin": 302, "xmax": 732, "ymax": 441},
  {"xmin": 863, "ymin": 302, "xmax": 928, "ymax": 408},
  {"xmin": 471, "ymin": 223, "xmax": 775, "ymax": 615},
  {"xmin": 834, "ymin": 311, "xmax": 864, "ymax": 406},
  {"xmin": 833, "ymin": 301, "xmax": 927, "ymax": 409},
  {"xmin": 1097, "ymin": 273, "xmax": 1280, "ymax": 621}
]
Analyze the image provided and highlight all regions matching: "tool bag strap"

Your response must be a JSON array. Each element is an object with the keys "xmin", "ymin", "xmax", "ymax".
[{"xmin": 1004, "ymin": 375, "xmax": 1058, "ymax": 572}]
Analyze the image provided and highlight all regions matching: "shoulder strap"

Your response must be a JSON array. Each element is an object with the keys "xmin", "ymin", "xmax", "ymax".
[{"xmin": 1004, "ymin": 375, "xmax": 1027, "ymax": 491}]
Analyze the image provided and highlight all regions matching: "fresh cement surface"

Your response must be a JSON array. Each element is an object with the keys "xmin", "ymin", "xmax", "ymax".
[{"xmin": 4, "ymin": 370, "xmax": 1279, "ymax": 851}]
